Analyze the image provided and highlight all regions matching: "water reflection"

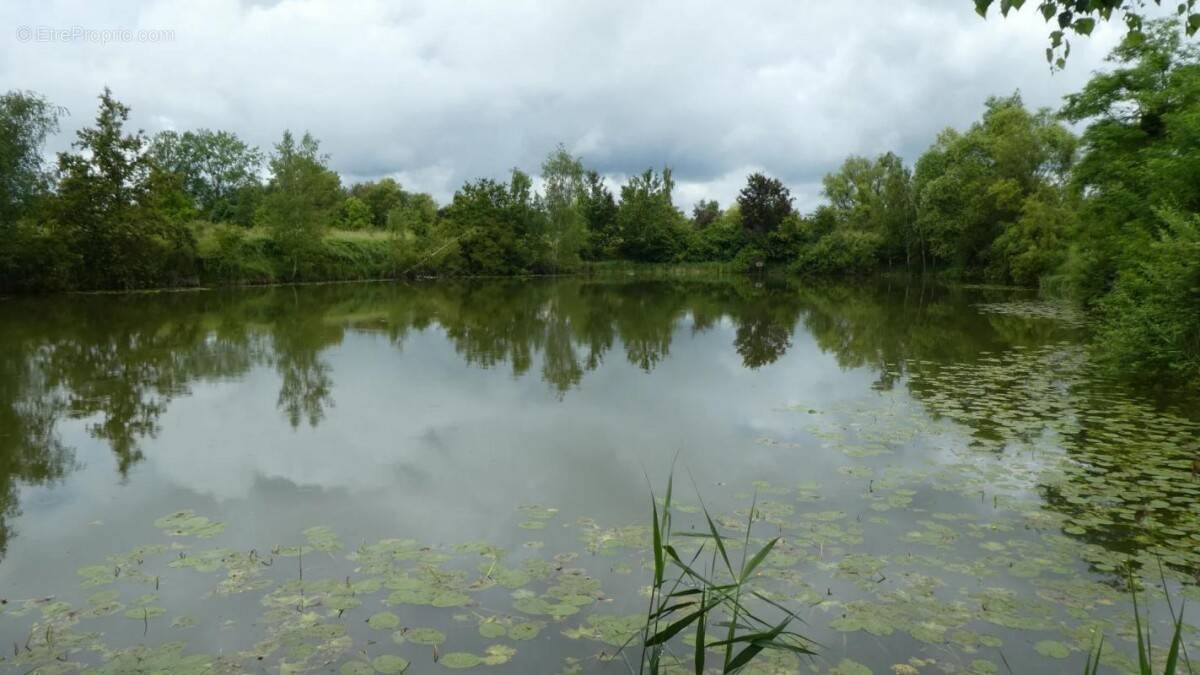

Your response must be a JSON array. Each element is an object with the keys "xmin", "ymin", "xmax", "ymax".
[{"xmin": 0, "ymin": 276, "xmax": 1190, "ymax": 577}]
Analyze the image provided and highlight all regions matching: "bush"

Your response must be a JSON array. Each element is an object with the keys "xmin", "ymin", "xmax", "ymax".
[
  {"xmin": 684, "ymin": 222, "xmax": 745, "ymax": 262},
  {"xmin": 791, "ymin": 229, "xmax": 883, "ymax": 276},
  {"xmin": 1092, "ymin": 210, "xmax": 1200, "ymax": 385},
  {"xmin": 305, "ymin": 234, "xmax": 397, "ymax": 281},
  {"xmin": 731, "ymin": 243, "xmax": 769, "ymax": 273},
  {"xmin": 0, "ymin": 219, "xmax": 75, "ymax": 292},
  {"xmin": 196, "ymin": 223, "xmax": 275, "ymax": 284}
]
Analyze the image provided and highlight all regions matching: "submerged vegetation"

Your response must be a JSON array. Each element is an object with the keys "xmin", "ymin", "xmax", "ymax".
[{"xmin": 2, "ymin": 21, "xmax": 1200, "ymax": 385}]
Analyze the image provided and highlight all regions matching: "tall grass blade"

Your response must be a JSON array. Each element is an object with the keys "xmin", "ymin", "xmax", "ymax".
[
  {"xmin": 646, "ymin": 596, "xmax": 720, "ymax": 647},
  {"xmin": 1162, "ymin": 599, "xmax": 1185, "ymax": 675},
  {"xmin": 740, "ymin": 537, "xmax": 779, "ymax": 583},
  {"xmin": 651, "ymin": 496, "xmax": 664, "ymax": 588},
  {"xmin": 1083, "ymin": 633, "xmax": 1103, "ymax": 675},
  {"xmin": 703, "ymin": 509, "xmax": 734, "ymax": 577},
  {"xmin": 1132, "ymin": 579, "xmax": 1152, "ymax": 674}
]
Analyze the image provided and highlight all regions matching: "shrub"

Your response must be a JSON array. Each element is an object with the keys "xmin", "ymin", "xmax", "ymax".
[
  {"xmin": 791, "ymin": 229, "xmax": 883, "ymax": 276},
  {"xmin": 1092, "ymin": 210, "xmax": 1200, "ymax": 385},
  {"xmin": 0, "ymin": 219, "xmax": 75, "ymax": 292},
  {"xmin": 197, "ymin": 223, "xmax": 275, "ymax": 284}
]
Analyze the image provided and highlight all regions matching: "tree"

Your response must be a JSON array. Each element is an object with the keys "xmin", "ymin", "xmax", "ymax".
[
  {"xmin": 685, "ymin": 204, "xmax": 746, "ymax": 262},
  {"xmin": 441, "ymin": 169, "xmax": 548, "ymax": 274},
  {"xmin": 911, "ymin": 93, "xmax": 1075, "ymax": 279},
  {"xmin": 1056, "ymin": 21, "xmax": 1200, "ymax": 383},
  {"xmin": 972, "ymin": 0, "xmax": 1200, "ymax": 68},
  {"xmin": 54, "ymin": 88, "xmax": 196, "ymax": 289},
  {"xmin": 541, "ymin": 144, "xmax": 588, "ymax": 270},
  {"xmin": 148, "ymin": 128, "xmax": 263, "ymax": 219},
  {"xmin": 1058, "ymin": 21, "xmax": 1200, "ymax": 299},
  {"xmin": 388, "ymin": 192, "xmax": 438, "ymax": 237},
  {"xmin": 257, "ymin": 130, "xmax": 342, "ymax": 278},
  {"xmin": 0, "ymin": 91, "xmax": 67, "ymax": 292},
  {"xmin": 339, "ymin": 196, "xmax": 373, "ymax": 230},
  {"xmin": 386, "ymin": 191, "xmax": 442, "ymax": 272},
  {"xmin": 737, "ymin": 173, "xmax": 793, "ymax": 239},
  {"xmin": 581, "ymin": 170, "xmax": 618, "ymax": 259},
  {"xmin": 617, "ymin": 168, "xmax": 684, "ymax": 262},
  {"xmin": 350, "ymin": 178, "xmax": 407, "ymax": 229},
  {"xmin": 0, "ymin": 91, "xmax": 60, "ymax": 224},
  {"xmin": 691, "ymin": 199, "xmax": 720, "ymax": 229},
  {"xmin": 1092, "ymin": 209, "xmax": 1200, "ymax": 384},
  {"xmin": 821, "ymin": 152, "xmax": 915, "ymax": 266}
]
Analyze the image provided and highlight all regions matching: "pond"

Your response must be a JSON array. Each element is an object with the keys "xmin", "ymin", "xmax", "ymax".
[{"xmin": 0, "ymin": 276, "xmax": 1197, "ymax": 674}]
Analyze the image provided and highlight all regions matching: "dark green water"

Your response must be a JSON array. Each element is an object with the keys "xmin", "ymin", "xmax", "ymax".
[{"xmin": 0, "ymin": 277, "xmax": 1197, "ymax": 674}]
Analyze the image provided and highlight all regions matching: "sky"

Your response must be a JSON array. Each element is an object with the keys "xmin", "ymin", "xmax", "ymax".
[{"xmin": 2, "ymin": 0, "xmax": 1131, "ymax": 211}]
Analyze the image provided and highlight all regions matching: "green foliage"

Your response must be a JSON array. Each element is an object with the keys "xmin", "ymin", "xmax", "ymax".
[
  {"xmin": 0, "ymin": 219, "xmax": 73, "ymax": 292},
  {"xmin": 990, "ymin": 186, "xmax": 1075, "ymax": 286},
  {"xmin": 821, "ymin": 152, "xmax": 916, "ymax": 266},
  {"xmin": 338, "ymin": 196, "xmax": 373, "ymax": 230},
  {"xmin": 440, "ymin": 170, "xmax": 549, "ymax": 275},
  {"xmin": 0, "ymin": 91, "xmax": 65, "ymax": 292},
  {"xmin": 52, "ymin": 88, "xmax": 198, "ymax": 290},
  {"xmin": 1083, "ymin": 573, "xmax": 1193, "ymax": 674},
  {"xmin": 637, "ymin": 468, "xmax": 816, "ymax": 673},
  {"xmin": 912, "ymin": 94, "xmax": 1076, "ymax": 280},
  {"xmin": 541, "ymin": 144, "xmax": 589, "ymax": 271},
  {"xmin": 737, "ymin": 172, "xmax": 793, "ymax": 239},
  {"xmin": 148, "ymin": 128, "xmax": 263, "ymax": 220},
  {"xmin": 581, "ymin": 170, "xmax": 619, "ymax": 260},
  {"xmin": 387, "ymin": 192, "xmax": 438, "ymax": 236},
  {"xmin": 349, "ymin": 177, "xmax": 407, "ymax": 229},
  {"xmin": 685, "ymin": 206, "xmax": 746, "ymax": 262},
  {"xmin": 0, "ymin": 90, "xmax": 60, "ymax": 224},
  {"xmin": 1092, "ymin": 210, "xmax": 1200, "ymax": 384},
  {"xmin": 617, "ymin": 168, "xmax": 685, "ymax": 262},
  {"xmin": 194, "ymin": 223, "xmax": 274, "ymax": 283},
  {"xmin": 256, "ymin": 130, "xmax": 342, "ymax": 279},
  {"xmin": 792, "ymin": 228, "xmax": 884, "ymax": 276},
  {"xmin": 691, "ymin": 199, "xmax": 721, "ymax": 229},
  {"xmin": 973, "ymin": 0, "xmax": 1200, "ymax": 69},
  {"xmin": 1059, "ymin": 22, "xmax": 1200, "ymax": 302},
  {"xmin": 3, "ymin": 48, "xmax": 1199, "ymax": 386}
]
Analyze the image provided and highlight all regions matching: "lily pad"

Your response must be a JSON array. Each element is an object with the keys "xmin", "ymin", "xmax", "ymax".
[
  {"xmin": 372, "ymin": 654, "xmax": 410, "ymax": 673},
  {"xmin": 440, "ymin": 652, "xmax": 483, "ymax": 669},
  {"xmin": 1034, "ymin": 640, "xmax": 1071, "ymax": 659},
  {"xmin": 368, "ymin": 612, "xmax": 401, "ymax": 631}
]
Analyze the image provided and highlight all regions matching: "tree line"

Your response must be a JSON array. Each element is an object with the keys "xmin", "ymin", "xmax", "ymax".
[{"xmin": 0, "ymin": 21, "xmax": 1196, "ymax": 383}]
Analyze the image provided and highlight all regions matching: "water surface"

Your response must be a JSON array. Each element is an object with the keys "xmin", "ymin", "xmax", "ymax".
[{"xmin": 1, "ymin": 277, "xmax": 1197, "ymax": 674}]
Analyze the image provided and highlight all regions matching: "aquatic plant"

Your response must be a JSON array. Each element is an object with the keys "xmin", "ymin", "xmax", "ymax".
[
  {"xmin": 1085, "ymin": 573, "xmax": 1194, "ymax": 675},
  {"xmin": 635, "ymin": 468, "xmax": 816, "ymax": 673}
]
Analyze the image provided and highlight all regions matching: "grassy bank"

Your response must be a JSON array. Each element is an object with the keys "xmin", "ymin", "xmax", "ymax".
[{"xmin": 194, "ymin": 225, "xmax": 401, "ymax": 287}]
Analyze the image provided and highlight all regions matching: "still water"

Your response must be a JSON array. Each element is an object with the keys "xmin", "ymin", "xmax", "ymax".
[{"xmin": 0, "ymin": 277, "xmax": 1197, "ymax": 674}]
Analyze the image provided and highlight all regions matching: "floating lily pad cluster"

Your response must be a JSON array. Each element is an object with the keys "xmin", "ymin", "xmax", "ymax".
[
  {"xmin": 974, "ymin": 300, "xmax": 1088, "ymax": 328},
  {"xmin": 154, "ymin": 510, "xmax": 226, "ymax": 539}
]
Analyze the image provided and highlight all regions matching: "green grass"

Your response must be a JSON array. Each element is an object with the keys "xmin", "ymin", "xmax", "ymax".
[{"xmin": 192, "ymin": 223, "xmax": 402, "ymax": 286}]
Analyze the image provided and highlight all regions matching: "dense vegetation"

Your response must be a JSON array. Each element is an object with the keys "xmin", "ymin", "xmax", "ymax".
[{"xmin": 0, "ymin": 23, "xmax": 1196, "ymax": 384}]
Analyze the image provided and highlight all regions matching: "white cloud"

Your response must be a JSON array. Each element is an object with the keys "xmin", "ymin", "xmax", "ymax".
[{"xmin": 2, "ymin": 0, "xmax": 1126, "ymax": 208}]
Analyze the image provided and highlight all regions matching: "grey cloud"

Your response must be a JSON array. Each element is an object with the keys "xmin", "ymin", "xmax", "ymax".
[{"xmin": 2, "ymin": 0, "xmax": 1123, "ymax": 207}]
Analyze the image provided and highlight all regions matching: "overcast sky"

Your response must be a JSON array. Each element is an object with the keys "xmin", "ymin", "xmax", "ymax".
[{"xmin": 3, "ymin": 0, "xmax": 1129, "ymax": 210}]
